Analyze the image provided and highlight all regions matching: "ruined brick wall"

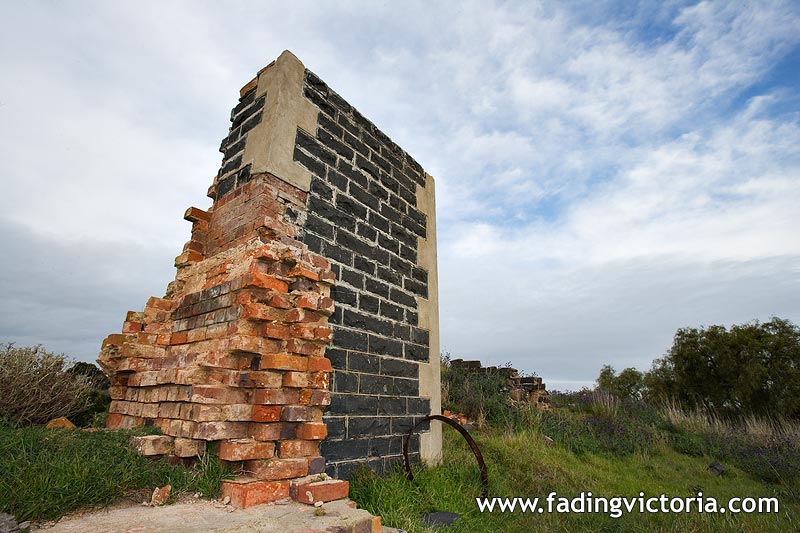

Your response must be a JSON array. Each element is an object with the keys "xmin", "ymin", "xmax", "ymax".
[{"xmin": 98, "ymin": 50, "xmax": 440, "ymax": 493}]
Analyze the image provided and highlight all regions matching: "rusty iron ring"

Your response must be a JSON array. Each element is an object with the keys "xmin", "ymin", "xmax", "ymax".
[{"xmin": 402, "ymin": 414, "xmax": 489, "ymax": 499}]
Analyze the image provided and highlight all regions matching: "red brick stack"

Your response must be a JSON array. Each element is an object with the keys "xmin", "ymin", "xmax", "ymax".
[{"xmin": 98, "ymin": 173, "xmax": 348, "ymax": 506}]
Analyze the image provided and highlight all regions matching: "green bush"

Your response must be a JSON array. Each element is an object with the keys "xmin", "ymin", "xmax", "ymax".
[{"xmin": 0, "ymin": 343, "xmax": 96, "ymax": 427}]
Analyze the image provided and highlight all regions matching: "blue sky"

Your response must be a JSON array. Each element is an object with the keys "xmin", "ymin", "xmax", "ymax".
[{"xmin": 1, "ymin": 1, "xmax": 798, "ymax": 389}]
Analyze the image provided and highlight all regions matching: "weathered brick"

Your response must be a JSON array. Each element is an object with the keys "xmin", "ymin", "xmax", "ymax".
[
  {"xmin": 290, "ymin": 478, "xmax": 349, "ymax": 504},
  {"xmin": 279, "ymin": 440, "xmax": 319, "ymax": 458},
  {"xmin": 219, "ymin": 439, "xmax": 275, "ymax": 461},
  {"xmin": 296, "ymin": 422, "xmax": 327, "ymax": 440},
  {"xmin": 221, "ymin": 479, "xmax": 290, "ymax": 509},
  {"xmin": 131, "ymin": 435, "xmax": 173, "ymax": 456},
  {"xmin": 244, "ymin": 458, "xmax": 309, "ymax": 480}
]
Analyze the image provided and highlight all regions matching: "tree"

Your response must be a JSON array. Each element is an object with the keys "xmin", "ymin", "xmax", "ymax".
[
  {"xmin": 645, "ymin": 318, "xmax": 800, "ymax": 418},
  {"xmin": 596, "ymin": 364, "xmax": 644, "ymax": 400}
]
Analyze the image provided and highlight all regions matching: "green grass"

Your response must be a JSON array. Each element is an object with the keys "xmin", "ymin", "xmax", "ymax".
[
  {"xmin": 0, "ymin": 425, "xmax": 232, "ymax": 523},
  {"xmin": 351, "ymin": 425, "xmax": 800, "ymax": 532}
]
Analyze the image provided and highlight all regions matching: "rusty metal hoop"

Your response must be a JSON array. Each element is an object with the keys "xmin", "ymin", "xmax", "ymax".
[{"xmin": 402, "ymin": 414, "xmax": 489, "ymax": 499}]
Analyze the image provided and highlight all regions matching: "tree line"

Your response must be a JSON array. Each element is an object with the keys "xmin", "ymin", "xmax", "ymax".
[{"xmin": 597, "ymin": 317, "xmax": 800, "ymax": 419}]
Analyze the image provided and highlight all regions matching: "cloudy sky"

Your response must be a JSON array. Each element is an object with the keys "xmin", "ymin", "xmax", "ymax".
[{"xmin": 1, "ymin": 1, "xmax": 798, "ymax": 389}]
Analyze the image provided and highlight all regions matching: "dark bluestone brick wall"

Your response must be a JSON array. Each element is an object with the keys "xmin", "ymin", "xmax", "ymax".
[{"xmin": 294, "ymin": 69, "xmax": 432, "ymax": 479}]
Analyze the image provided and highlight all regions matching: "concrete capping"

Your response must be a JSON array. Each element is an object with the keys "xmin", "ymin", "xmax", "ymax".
[
  {"xmin": 242, "ymin": 50, "xmax": 318, "ymax": 192},
  {"xmin": 416, "ymin": 172, "xmax": 442, "ymax": 465}
]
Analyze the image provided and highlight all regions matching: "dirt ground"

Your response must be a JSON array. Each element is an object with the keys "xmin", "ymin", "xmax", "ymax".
[{"xmin": 30, "ymin": 495, "xmax": 393, "ymax": 533}]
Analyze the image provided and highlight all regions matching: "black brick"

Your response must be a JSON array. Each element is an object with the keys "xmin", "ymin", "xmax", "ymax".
[
  {"xmin": 349, "ymin": 417, "xmax": 390, "ymax": 437},
  {"xmin": 369, "ymin": 335, "xmax": 404, "ymax": 358},
  {"xmin": 329, "ymin": 393, "xmax": 378, "ymax": 415},
  {"xmin": 220, "ymin": 153, "xmax": 242, "ymax": 176},
  {"xmin": 377, "ymin": 233, "xmax": 399, "ymax": 255},
  {"xmin": 397, "ymin": 184, "xmax": 417, "ymax": 206},
  {"xmin": 356, "ymin": 154, "xmax": 380, "ymax": 180},
  {"xmin": 377, "ymin": 396, "xmax": 407, "ymax": 416},
  {"xmin": 240, "ymin": 111, "xmax": 262, "ymax": 135},
  {"xmin": 303, "ymin": 85, "xmax": 337, "ymax": 117},
  {"xmin": 371, "ymin": 151, "xmax": 392, "ymax": 173},
  {"xmin": 309, "ymin": 195, "xmax": 356, "ymax": 232},
  {"xmin": 324, "ymin": 241, "xmax": 353, "ymax": 265},
  {"xmin": 333, "ymin": 370, "xmax": 358, "ymax": 393},
  {"xmin": 337, "ymin": 160, "xmax": 369, "ymax": 188},
  {"xmin": 353, "ymin": 255, "xmax": 376, "ymax": 275},
  {"xmin": 394, "ymin": 378, "xmax": 419, "ymax": 397},
  {"xmin": 319, "ymin": 128, "xmax": 354, "ymax": 160},
  {"xmin": 356, "ymin": 223, "xmax": 378, "ymax": 242},
  {"xmin": 337, "ymin": 229, "xmax": 373, "ymax": 258},
  {"xmin": 294, "ymin": 146, "xmax": 326, "ymax": 177},
  {"xmin": 325, "ymin": 168, "xmax": 348, "ymax": 191},
  {"xmin": 380, "ymin": 174, "xmax": 401, "ymax": 194},
  {"xmin": 305, "ymin": 70, "xmax": 328, "ymax": 93},
  {"xmin": 350, "ymin": 183, "xmax": 380, "ymax": 211},
  {"xmin": 328, "ymin": 90, "xmax": 352, "ymax": 114},
  {"xmin": 343, "ymin": 131, "xmax": 369, "ymax": 157},
  {"xmin": 232, "ymin": 89, "xmax": 255, "ymax": 117},
  {"xmin": 365, "ymin": 278, "xmax": 390, "ymax": 299},
  {"xmin": 319, "ymin": 114, "xmax": 343, "ymax": 138},
  {"xmin": 331, "ymin": 285, "xmax": 357, "ymax": 306},
  {"xmin": 349, "ymin": 352, "xmax": 379, "ymax": 373},
  {"xmin": 400, "ymin": 244, "xmax": 417, "ymax": 263},
  {"xmin": 405, "ymin": 309, "xmax": 418, "ymax": 325},
  {"xmin": 393, "ymin": 323, "xmax": 411, "ymax": 342},
  {"xmin": 336, "ymin": 195, "xmax": 368, "ymax": 220},
  {"xmin": 306, "ymin": 213, "xmax": 335, "ymax": 240},
  {"xmin": 391, "ymin": 223, "xmax": 416, "ymax": 247},
  {"xmin": 310, "ymin": 178, "xmax": 333, "ymax": 201},
  {"xmin": 368, "ymin": 436, "xmax": 401, "ymax": 456},
  {"xmin": 390, "ymin": 255, "xmax": 413, "ymax": 276},
  {"xmin": 411, "ymin": 267, "xmax": 428, "ymax": 284},
  {"xmin": 404, "ymin": 277, "xmax": 427, "ymax": 298},
  {"xmin": 407, "ymin": 398, "xmax": 431, "ymax": 416},
  {"xmin": 362, "ymin": 131, "xmax": 381, "ymax": 152},
  {"xmin": 372, "ymin": 247, "xmax": 391, "ymax": 267},
  {"xmin": 338, "ymin": 114, "xmax": 360, "ymax": 136},
  {"xmin": 379, "ymin": 300, "xmax": 404, "ymax": 321},
  {"xmin": 296, "ymin": 129, "xmax": 336, "ymax": 166},
  {"xmin": 368, "ymin": 180, "xmax": 390, "ymax": 202},
  {"xmin": 343, "ymin": 309, "xmax": 393, "ymax": 336},
  {"xmin": 381, "ymin": 357, "xmax": 417, "ymax": 378},
  {"xmin": 411, "ymin": 327, "xmax": 430, "ymax": 346},
  {"xmin": 359, "ymin": 294, "xmax": 379, "ymax": 314},
  {"xmin": 390, "ymin": 287, "xmax": 417, "ymax": 308},
  {"xmin": 404, "ymin": 343, "xmax": 428, "ymax": 362},
  {"xmin": 325, "ymin": 416, "xmax": 346, "ymax": 439},
  {"xmin": 302, "ymin": 232, "xmax": 324, "ymax": 254},
  {"xmin": 376, "ymin": 265, "xmax": 401, "ymax": 286},
  {"xmin": 380, "ymin": 202, "xmax": 403, "ymax": 224},
  {"xmin": 321, "ymin": 439, "xmax": 369, "ymax": 463},
  {"xmin": 231, "ymin": 95, "xmax": 265, "ymax": 129},
  {"xmin": 332, "ymin": 327, "xmax": 367, "ymax": 350},
  {"xmin": 368, "ymin": 210, "xmax": 391, "ymax": 234},
  {"xmin": 216, "ymin": 175, "xmax": 235, "ymax": 199},
  {"xmin": 359, "ymin": 374, "xmax": 394, "ymax": 395},
  {"xmin": 327, "ymin": 347, "xmax": 347, "ymax": 369},
  {"xmin": 341, "ymin": 267, "xmax": 364, "ymax": 289}
]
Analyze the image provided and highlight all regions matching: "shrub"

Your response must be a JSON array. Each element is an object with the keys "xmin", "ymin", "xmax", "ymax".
[
  {"xmin": 441, "ymin": 359, "xmax": 512, "ymax": 427},
  {"xmin": 0, "ymin": 343, "xmax": 95, "ymax": 427}
]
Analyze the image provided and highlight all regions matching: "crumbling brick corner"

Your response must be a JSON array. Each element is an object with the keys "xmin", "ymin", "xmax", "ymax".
[{"xmin": 98, "ymin": 50, "xmax": 441, "ymax": 507}]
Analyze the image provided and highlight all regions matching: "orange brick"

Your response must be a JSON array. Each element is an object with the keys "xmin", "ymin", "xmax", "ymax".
[
  {"xmin": 241, "ymin": 303, "xmax": 279, "ymax": 321},
  {"xmin": 286, "ymin": 339, "xmax": 324, "ymax": 357},
  {"xmin": 244, "ymin": 458, "xmax": 308, "ymax": 480},
  {"xmin": 221, "ymin": 479, "xmax": 289, "ymax": 509},
  {"xmin": 249, "ymin": 423, "xmax": 282, "ymax": 441},
  {"xmin": 287, "ymin": 265, "xmax": 319, "ymax": 281},
  {"xmin": 147, "ymin": 296, "xmax": 174, "ymax": 311},
  {"xmin": 309, "ymin": 372, "xmax": 330, "ymax": 390},
  {"xmin": 267, "ymin": 293, "xmax": 292, "ymax": 309},
  {"xmin": 252, "ymin": 245, "xmax": 280, "ymax": 262},
  {"xmin": 263, "ymin": 323, "xmax": 291, "ymax": 339},
  {"xmin": 290, "ymin": 478, "xmax": 349, "ymax": 504},
  {"xmin": 252, "ymin": 405, "xmax": 282, "ymax": 422},
  {"xmin": 195, "ymin": 421, "xmax": 249, "ymax": 440},
  {"xmin": 122, "ymin": 321, "xmax": 143, "ymax": 333},
  {"xmin": 184, "ymin": 206, "xmax": 210, "ymax": 223},
  {"xmin": 171, "ymin": 332, "xmax": 189, "ymax": 345},
  {"xmin": 246, "ymin": 270, "xmax": 289, "ymax": 293},
  {"xmin": 102, "ymin": 334, "xmax": 128, "ymax": 348},
  {"xmin": 253, "ymin": 389, "xmax": 300, "ymax": 405},
  {"xmin": 219, "ymin": 439, "xmax": 275, "ymax": 461},
  {"xmin": 296, "ymin": 294, "xmax": 319, "ymax": 310},
  {"xmin": 282, "ymin": 371, "xmax": 309, "ymax": 388},
  {"xmin": 279, "ymin": 440, "xmax": 319, "ymax": 458},
  {"xmin": 296, "ymin": 423, "xmax": 327, "ymax": 440},
  {"xmin": 299, "ymin": 389, "xmax": 331, "ymax": 407},
  {"xmin": 239, "ymin": 370, "xmax": 283, "ymax": 388},
  {"xmin": 260, "ymin": 353, "xmax": 308, "ymax": 372},
  {"xmin": 307, "ymin": 357, "xmax": 332, "ymax": 372},
  {"xmin": 106, "ymin": 412, "xmax": 125, "ymax": 429}
]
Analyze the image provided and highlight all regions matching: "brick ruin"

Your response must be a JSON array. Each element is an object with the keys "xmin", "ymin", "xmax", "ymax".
[
  {"xmin": 449, "ymin": 359, "xmax": 550, "ymax": 408},
  {"xmin": 97, "ymin": 50, "xmax": 441, "ymax": 507}
]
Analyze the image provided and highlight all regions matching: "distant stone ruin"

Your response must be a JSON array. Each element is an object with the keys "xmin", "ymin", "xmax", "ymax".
[
  {"xmin": 449, "ymin": 359, "xmax": 550, "ymax": 408},
  {"xmin": 98, "ymin": 50, "xmax": 440, "ymax": 508}
]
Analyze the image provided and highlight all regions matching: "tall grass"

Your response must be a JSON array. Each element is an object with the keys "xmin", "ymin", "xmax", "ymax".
[{"xmin": 0, "ymin": 425, "xmax": 232, "ymax": 522}]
